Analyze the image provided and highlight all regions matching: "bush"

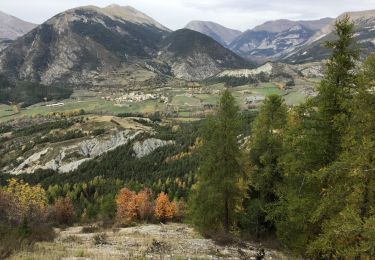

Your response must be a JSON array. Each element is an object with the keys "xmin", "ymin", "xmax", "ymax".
[
  {"xmin": 93, "ymin": 232, "xmax": 108, "ymax": 245},
  {"xmin": 81, "ymin": 225, "xmax": 100, "ymax": 233},
  {"xmin": 50, "ymin": 197, "xmax": 75, "ymax": 225}
]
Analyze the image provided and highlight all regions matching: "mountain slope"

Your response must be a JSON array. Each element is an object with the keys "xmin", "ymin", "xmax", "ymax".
[
  {"xmin": 283, "ymin": 10, "xmax": 375, "ymax": 63},
  {"xmin": 230, "ymin": 18, "xmax": 333, "ymax": 62},
  {"xmin": 185, "ymin": 21, "xmax": 242, "ymax": 47},
  {"xmin": 158, "ymin": 29, "xmax": 250, "ymax": 81},
  {"xmin": 252, "ymin": 18, "xmax": 333, "ymax": 33},
  {"xmin": 0, "ymin": 10, "xmax": 37, "ymax": 40},
  {"xmin": 0, "ymin": 5, "xmax": 170, "ymax": 85}
]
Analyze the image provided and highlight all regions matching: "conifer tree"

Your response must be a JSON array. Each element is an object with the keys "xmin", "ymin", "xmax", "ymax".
[
  {"xmin": 307, "ymin": 53, "xmax": 375, "ymax": 258},
  {"xmin": 316, "ymin": 14, "xmax": 358, "ymax": 163},
  {"xmin": 189, "ymin": 89, "xmax": 247, "ymax": 233},
  {"xmin": 272, "ymin": 16, "xmax": 360, "ymax": 254},
  {"xmin": 244, "ymin": 94, "xmax": 287, "ymax": 237}
]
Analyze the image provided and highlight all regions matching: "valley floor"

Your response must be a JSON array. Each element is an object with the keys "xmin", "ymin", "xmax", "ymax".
[{"xmin": 9, "ymin": 223, "xmax": 288, "ymax": 259}]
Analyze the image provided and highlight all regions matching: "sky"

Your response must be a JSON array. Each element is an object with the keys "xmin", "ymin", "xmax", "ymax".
[{"xmin": 1, "ymin": 0, "xmax": 375, "ymax": 31}]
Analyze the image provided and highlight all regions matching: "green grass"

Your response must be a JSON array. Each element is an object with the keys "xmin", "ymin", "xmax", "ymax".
[
  {"xmin": 0, "ymin": 83, "xmax": 308, "ymax": 123},
  {"xmin": 171, "ymin": 96, "xmax": 201, "ymax": 107},
  {"xmin": 195, "ymin": 94, "xmax": 219, "ymax": 105},
  {"xmin": 283, "ymin": 91, "xmax": 307, "ymax": 106},
  {"xmin": 252, "ymin": 86, "xmax": 284, "ymax": 96},
  {"xmin": 0, "ymin": 105, "xmax": 16, "ymax": 118}
]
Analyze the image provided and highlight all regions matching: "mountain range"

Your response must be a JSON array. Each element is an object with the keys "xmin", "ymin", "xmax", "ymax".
[
  {"xmin": 0, "ymin": 6, "xmax": 375, "ymax": 85},
  {"xmin": 283, "ymin": 9, "xmax": 375, "ymax": 63},
  {"xmin": 185, "ymin": 20, "xmax": 242, "ymax": 47}
]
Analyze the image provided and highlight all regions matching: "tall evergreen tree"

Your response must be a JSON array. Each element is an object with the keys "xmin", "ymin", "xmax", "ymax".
[
  {"xmin": 271, "ymin": 16, "xmax": 360, "ymax": 255},
  {"xmin": 307, "ymin": 53, "xmax": 375, "ymax": 258},
  {"xmin": 242, "ymin": 95, "xmax": 287, "ymax": 237},
  {"xmin": 189, "ymin": 90, "xmax": 247, "ymax": 234},
  {"xmin": 316, "ymin": 14, "xmax": 358, "ymax": 163}
]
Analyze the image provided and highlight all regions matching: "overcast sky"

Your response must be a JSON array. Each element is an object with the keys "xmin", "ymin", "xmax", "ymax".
[{"xmin": 1, "ymin": 0, "xmax": 375, "ymax": 31}]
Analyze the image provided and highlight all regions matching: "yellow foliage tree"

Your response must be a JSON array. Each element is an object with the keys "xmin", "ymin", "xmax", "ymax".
[{"xmin": 5, "ymin": 179, "xmax": 47, "ymax": 223}]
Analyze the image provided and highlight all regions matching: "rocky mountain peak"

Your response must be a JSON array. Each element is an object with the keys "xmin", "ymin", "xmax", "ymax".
[{"xmin": 102, "ymin": 4, "xmax": 170, "ymax": 31}]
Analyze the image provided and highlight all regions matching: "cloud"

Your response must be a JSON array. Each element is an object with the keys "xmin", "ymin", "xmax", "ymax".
[{"xmin": 1, "ymin": 0, "xmax": 375, "ymax": 31}]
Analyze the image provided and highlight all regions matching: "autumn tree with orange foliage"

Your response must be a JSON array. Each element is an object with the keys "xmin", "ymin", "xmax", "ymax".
[
  {"xmin": 155, "ymin": 192, "xmax": 175, "ymax": 223},
  {"xmin": 116, "ymin": 188, "xmax": 154, "ymax": 224},
  {"xmin": 135, "ymin": 188, "xmax": 153, "ymax": 221},
  {"xmin": 52, "ymin": 197, "xmax": 75, "ymax": 225},
  {"xmin": 116, "ymin": 188, "xmax": 137, "ymax": 224}
]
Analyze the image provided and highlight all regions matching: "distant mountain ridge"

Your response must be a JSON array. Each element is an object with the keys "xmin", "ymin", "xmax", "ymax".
[
  {"xmin": 185, "ymin": 21, "xmax": 242, "ymax": 47},
  {"xmin": 0, "ymin": 5, "xmax": 248, "ymax": 84},
  {"xmin": 158, "ymin": 29, "xmax": 250, "ymax": 81},
  {"xmin": 0, "ymin": 10, "xmax": 37, "ymax": 40},
  {"xmin": 283, "ymin": 9, "xmax": 375, "ymax": 63},
  {"xmin": 229, "ymin": 18, "xmax": 334, "ymax": 62}
]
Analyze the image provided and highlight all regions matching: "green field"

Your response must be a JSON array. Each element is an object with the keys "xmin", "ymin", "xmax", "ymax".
[
  {"xmin": 0, "ymin": 82, "xmax": 309, "ymax": 122},
  {"xmin": 0, "ymin": 104, "xmax": 16, "ymax": 118},
  {"xmin": 283, "ymin": 91, "xmax": 308, "ymax": 105}
]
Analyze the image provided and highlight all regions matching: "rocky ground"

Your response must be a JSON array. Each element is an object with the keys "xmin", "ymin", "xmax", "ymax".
[{"xmin": 9, "ymin": 223, "xmax": 289, "ymax": 259}]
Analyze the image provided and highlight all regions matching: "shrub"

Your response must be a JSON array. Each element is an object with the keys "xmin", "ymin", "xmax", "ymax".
[
  {"xmin": 93, "ymin": 232, "xmax": 108, "ymax": 245},
  {"xmin": 51, "ymin": 197, "xmax": 75, "ymax": 225}
]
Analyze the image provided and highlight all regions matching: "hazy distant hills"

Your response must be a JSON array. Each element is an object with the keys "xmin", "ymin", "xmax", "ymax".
[
  {"xmin": 0, "ymin": 10, "xmax": 37, "ymax": 52},
  {"xmin": 229, "ymin": 18, "xmax": 333, "ymax": 62},
  {"xmin": 283, "ymin": 10, "xmax": 375, "ymax": 63},
  {"xmin": 184, "ymin": 18, "xmax": 333, "ymax": 62},
  {"xmin": 185, "ymin": 21, "xmax": 242, "ymax": 47},
  {"xmin": 0, "ymin": 10, "xmax": 36, "ymax": 40}
]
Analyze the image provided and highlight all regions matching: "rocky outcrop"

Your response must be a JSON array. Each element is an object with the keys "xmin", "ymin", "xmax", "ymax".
[
  {"xmin": 9, "ymin": 129, "xmax": 175, "ymax": 174},
  {"xmin": 10, "ymin": 130, "xmax": 142, "ymax": 174},
  {"xmin": 133, "ymin": 138, "xmax": 175, "ymax": 158}
]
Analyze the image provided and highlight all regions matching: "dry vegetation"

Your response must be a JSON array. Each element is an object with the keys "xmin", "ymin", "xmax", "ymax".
[{"xmin": 9, "ymin": 223, "xmax": 288, "ymax": 259}]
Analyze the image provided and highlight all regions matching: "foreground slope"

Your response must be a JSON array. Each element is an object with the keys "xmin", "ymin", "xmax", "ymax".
[{"xmin": 9, "ymin": 223, "xmax": 287, "ymax": 259}]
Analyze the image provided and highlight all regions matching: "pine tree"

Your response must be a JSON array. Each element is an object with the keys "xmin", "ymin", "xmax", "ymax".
[
  {"xmin": 272, "ymin": 16, "xmax": 360, "ymax": 254},
  {"xmin": 316, "ymin": 14, "xmax": 358, "ymax": 163},
  {"xmin": 189, "ymin": 89, "xmax": 247, "ymax": 234},
  {"xmin": 244, "ymin": 94, "xmax": 287, "ymax": 237},
  {"xmin": 307, "ymin": 53, "xmax": 375, "ymax": 258}
]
